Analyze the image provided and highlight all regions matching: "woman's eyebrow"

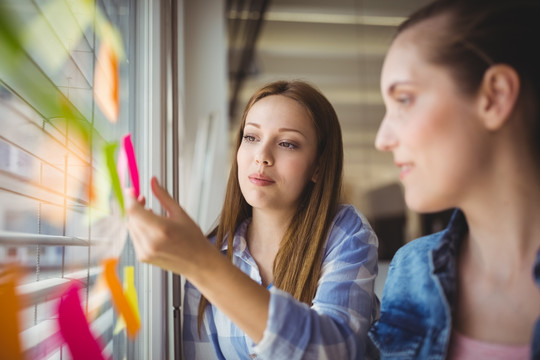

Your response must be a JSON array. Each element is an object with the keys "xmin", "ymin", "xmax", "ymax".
[
  {"xmin": 386, "ymin": 82, "xmax": 401, "ymax": 96},
  {"xmin": 278, "ymin": 128, "xmax": 307, "ymax": 139},
  {"xmin": 386, "ymin": 81, "xmax": 415, "ymax": 96},
  {"xmin": 246, "ymin": 122, "xmax": 307, "ymax": 139}
]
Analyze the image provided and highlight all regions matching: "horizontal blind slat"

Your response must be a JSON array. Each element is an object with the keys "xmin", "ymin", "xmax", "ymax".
[
  {"xmin": 20, "ymin": 318, "xmax": 59, "ymax": 358},
  {"xmin": 18, "ymin": 266, "xmax": 101, "ymax": 307},
  {"xmin": 0, "ymin": 170, "xmax": 88, "ymax": 207},
  {"xmin": 91, "ymin": 307, "xmax": 114, "ymax": 338},
  {"xmin": 0, "ymin": 230, "xmax": 89, "ymax": 246}
]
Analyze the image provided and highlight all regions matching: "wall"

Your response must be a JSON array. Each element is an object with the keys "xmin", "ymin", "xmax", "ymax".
[{"xmin": 182, "ymin": 0, "xmax": 229, "ymax": 233}]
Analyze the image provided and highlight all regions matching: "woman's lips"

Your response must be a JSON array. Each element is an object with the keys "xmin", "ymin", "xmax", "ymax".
[
  {"xmin": 396, "ymin": 162, "xmax": 413, "ymax": 180},
  {"xmin": 248, "ymin": 173, "xmax": 275, "ymax": 186}
]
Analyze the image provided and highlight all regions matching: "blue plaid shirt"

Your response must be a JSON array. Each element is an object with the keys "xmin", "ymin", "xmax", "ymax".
[{"xmin": 183, "ymin": 204, "xmax": 379, "ymax": 359}]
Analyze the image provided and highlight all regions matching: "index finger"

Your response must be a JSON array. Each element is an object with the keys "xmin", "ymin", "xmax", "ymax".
[{"xmin": 150, "ymin": 177, "xmax": 187, "ymax": 219}]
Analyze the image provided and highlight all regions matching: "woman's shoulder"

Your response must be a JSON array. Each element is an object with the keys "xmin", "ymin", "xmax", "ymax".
[
  {"xmin": 333, "ymin": 204, "xmax": 372, "ymax": 229},
  {"xmin": 370, "ymin": 230, "xmax": 453, "ymax": 357},
  {"xmin": 326, "ymin": 204, "xmax": 378, "ymax": 248},
  {"xmin": 381, "ymin": 230, "xmax": 450, "ymax": 303},
  {"xmin": 391, "ymin": 230, "xmax": 447, "ymax": 266}
]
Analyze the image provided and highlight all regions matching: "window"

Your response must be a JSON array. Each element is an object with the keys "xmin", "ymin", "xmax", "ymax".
[
  {"xmin": 1, "ymin": 0, "xmax": 229, "ymax": 358},
  {"xmin": 0, "ymin": 0, "xmax": 149, "ymax": 358}
]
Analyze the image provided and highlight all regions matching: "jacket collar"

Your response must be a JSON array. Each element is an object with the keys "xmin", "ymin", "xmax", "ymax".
[{"xmin": 429, "ymin": 209, "xmax": 468, "ymax": 311}]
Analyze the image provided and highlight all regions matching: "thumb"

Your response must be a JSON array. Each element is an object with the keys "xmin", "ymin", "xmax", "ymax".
[
  {"xmin": 150, "ymin": 176, "xmax": 185, "ymax": 218},
  {"xmin": 124, "ymin": 188, "xmax": 146, "ymax": 210}
]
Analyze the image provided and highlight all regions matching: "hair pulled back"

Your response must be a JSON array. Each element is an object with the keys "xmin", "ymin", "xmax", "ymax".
[{"xmin": 399, "ymin": 0, "xmax": 540, "ymax": 158}]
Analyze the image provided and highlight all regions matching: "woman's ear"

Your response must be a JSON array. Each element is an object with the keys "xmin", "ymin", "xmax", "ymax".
[
  {"xmin": 311, "ymin": 166, "xmax": 320, "ymax": 183},
  {"xmin": 477, "ymin": 64, "xmax": 520, "ymax": 130}
]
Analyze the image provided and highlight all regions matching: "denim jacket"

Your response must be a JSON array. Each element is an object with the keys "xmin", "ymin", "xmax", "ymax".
[{"xmin": 368, "ymin": 210, "xmax": 540, "ymax": 359}]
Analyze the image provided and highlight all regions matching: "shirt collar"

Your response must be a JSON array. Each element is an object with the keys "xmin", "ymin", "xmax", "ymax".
[{"xmin": 220, "ymin": 217, "xmax": 251, "ymax": 254}]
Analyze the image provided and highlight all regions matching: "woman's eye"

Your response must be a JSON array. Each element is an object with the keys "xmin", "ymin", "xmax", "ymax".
[
  {"xmin": 279, "ymin": 141, "xmax": 297, "ymax": 150},
  {"xmin": 243, "ymin": 135, "xmax": 256, "ymax": 142},
  {"xmin": 396, "ymin": 95, "xmax": 413, "ymax": 106}
]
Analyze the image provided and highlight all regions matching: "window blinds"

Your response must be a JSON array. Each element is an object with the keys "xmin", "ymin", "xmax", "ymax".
[{"xmin": 0, "ymin": 0, "xmax": 134, "ymax": 358}]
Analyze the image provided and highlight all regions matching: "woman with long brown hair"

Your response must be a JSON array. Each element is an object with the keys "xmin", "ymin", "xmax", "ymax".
[{"xmin": 127, "ymin": 80, "xmax": 379, "ymax": 359}]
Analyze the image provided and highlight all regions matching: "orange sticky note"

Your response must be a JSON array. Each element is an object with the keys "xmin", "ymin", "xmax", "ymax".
[
  {"xmin": 113, "ymin": 266, "xmax": 140, "ymax": 335},
  {"xmin": 102, "ymin": 258, "xmax": 140, "ymax": 338},
  {"xmin": 0, "ymin": 265, "xmax": 23, "ymax": 360},
  {"xmin": 94, "ymin": 40, "xmax": 119, "ymax": 123}
]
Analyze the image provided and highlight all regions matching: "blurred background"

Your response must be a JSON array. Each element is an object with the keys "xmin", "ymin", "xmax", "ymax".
[{"xmin": 226, "ymin": 0, "xmax": 452, "ymax": 263}]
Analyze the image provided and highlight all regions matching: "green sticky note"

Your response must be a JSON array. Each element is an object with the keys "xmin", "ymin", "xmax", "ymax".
[{"xmin": 104, "ymin": 141, "xmax": 124, "ymax": 214}]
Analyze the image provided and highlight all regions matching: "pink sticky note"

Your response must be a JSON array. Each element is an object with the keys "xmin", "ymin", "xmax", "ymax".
[
  {"xmin": 123, "ymin": 134, "xmax": 140, "ymax": 198},
  {"xmin": 117, "ymin": 144, "xmax": 128, "ymax": 189},
  {"xmin": 57, "ymin": 283, "xmax": 105, "ymax": 360}
]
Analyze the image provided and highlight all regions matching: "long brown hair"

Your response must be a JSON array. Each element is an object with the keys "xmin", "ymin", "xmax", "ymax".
[{"xmin": 197, "ymin": 80, "xmax": 343, "ymax": 332}]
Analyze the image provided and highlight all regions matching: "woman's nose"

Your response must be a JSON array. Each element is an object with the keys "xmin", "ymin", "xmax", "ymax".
[
  {"xmin": 255, "ymin": 147, "xmax": 273, "ymax": 166},
  {"xmin": 374, "ymin": 116, "xmax": 398, "ymax": 152},
  {"xmin": 256, "ymin": 159, "xmax": 271, "ymax": 165}
]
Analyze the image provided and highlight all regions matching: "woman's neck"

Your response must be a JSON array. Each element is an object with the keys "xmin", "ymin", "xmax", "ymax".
[
  {"xmin": 246, "ymin": 209, "xmax": 294, "ymax": 287},
  {"xmin": 460, "ymin": 170, "xmax": 540, "ymax": 278},
  {"xmin": 454, "ymin": 168, "xmax": 540, "ymax": 344},
  {"xmin": 248, "ymin": 208, "xmax": 293, "ymax": 249}
]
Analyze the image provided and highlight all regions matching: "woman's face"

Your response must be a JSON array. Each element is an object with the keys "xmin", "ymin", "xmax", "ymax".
[
  {"xmin": 237, "ymin": 95, "xmax": 319, "ymax": 214},
  {"xmin": 375, "ymin": 26, "xmax": 492, "ymax": 213}
]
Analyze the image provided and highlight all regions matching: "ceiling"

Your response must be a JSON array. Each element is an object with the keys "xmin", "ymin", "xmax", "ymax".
[{"xmin": 227, "ymin": 0, "xmax": 430, "ymax": 213}]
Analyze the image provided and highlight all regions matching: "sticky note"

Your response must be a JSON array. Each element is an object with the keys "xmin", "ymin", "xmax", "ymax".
[
  {"xmin": 94, "ymin": 39, "xmax": 119, "ymax": 123},
  {"xmin": 102, "ymin": 258, "xmax": 140, "ymax": 338},
  {"xmin": 117, "ymin": 141, "xmax": 128, "ymax": 189},
  {"xmin": 22, "ymin": 0, "xmax": 90, "ymax": 73},
  {"xmin": 113, "ymin": 266, "xmax": 140, "ymax": 335},
  {"xmin": 123, "ymin": 266, "xmax": 140, "ymax": 322},
  {"xmin": 123, "ymin": 134, "xmax": 140, "ymax": 198},
  {"xmin": 104, "ymin": 141, "xmax": 124, "ymax": 214},
  {"xmin": 0, "ymin": 265, "xmax": 23, "ymax": 360},
  {"xmin": 57, "ymin": 283, "xmax": 104, "ymax": 360}
]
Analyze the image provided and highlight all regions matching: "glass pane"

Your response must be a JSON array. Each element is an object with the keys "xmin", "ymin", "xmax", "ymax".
[{"xmin": 0, "ymin": 0, "xmax": 135, "ymax": 358}]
